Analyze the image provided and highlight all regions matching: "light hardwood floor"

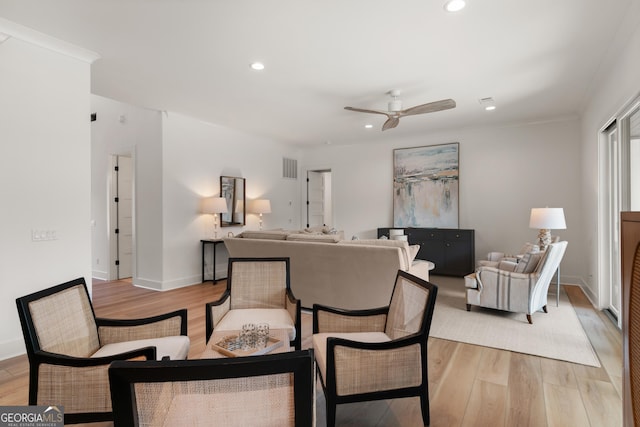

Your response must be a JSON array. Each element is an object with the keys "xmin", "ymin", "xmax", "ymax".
[{"xmin": 0, "ymin": 277, "xmax": 622, "ymax": 426}]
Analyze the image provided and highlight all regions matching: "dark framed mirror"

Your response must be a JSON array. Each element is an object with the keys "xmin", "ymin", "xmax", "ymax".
[{"xmin": 220, "ymin": 176, "xmax": 245, "ymax": 226}]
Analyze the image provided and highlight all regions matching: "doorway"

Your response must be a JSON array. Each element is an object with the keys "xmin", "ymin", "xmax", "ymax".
[
  {"xmin": 600, "ymin": 96, "xmax": 640, "ymax": 327},
  {"xmin": 109, "ymin": 155, "xmax": 133, "ymax": 280},
  {"xmin": 306, "ymin": 170, "xmax": 332, "ymax": 228}
]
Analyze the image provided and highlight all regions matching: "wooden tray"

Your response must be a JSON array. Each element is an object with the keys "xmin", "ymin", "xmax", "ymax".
[{"xmin": 211, "ymin": 335, "xmax": 284, "ymax": 358}]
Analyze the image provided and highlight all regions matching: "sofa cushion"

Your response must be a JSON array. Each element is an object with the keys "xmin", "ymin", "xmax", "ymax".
[
  {"xmin": 91, "ymin": 335, "xmax": 190, "ymax": 360},
  {"xmin": 238, "ymin": 230, "xmax": 289, "ymax": 240},
  {"xmin": 338, "ymin": 239, "xmax": 411, "ymax": 270},
  {"xmin": 285, "ymin": 233, "xmax": 341, "ymax": 243},
  {"xmin": 515, "ymin": 251, "xmax": 544, "ymax": 273}
]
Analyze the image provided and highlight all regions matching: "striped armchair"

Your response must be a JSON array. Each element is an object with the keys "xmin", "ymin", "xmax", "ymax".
[
  {"xmin": 15, "ymin": 277, "xmax": 189, "ymax": 424},
  {"xmin": 206, "ymin": 257, "xmax": 301, "ymax": 350},
  {"xmin": 312, "ymin": 270, "xmax": 438, "ymax": 427},
  {"xmin": 465, "ymin": 241, "xmax": 568, "ymax": 323}
]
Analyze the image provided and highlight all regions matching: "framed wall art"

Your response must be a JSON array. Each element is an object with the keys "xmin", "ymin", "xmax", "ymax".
[{"xmin": 393, "ymin": 143, "xmax": 459, "ymax": 228}]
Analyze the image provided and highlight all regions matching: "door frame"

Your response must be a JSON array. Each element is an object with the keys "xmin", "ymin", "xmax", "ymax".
[
  {"xmin": 304, "ymin": 168, "xmax": 332, "ymax": 229},
  {"xmin": 108, "ymin": 153, "xmax": 137, "ymax": 281}
]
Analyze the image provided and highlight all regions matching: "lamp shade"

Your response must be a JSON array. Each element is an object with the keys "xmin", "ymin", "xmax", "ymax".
[
  {"xmin": 529, "ymin": 208, "xmax": 566, "ymax": 229},
  {"xmin": 202, "ymin": 197, "xmax": 228, "ymax": 214},
  {"xmin": 251, "ymin": 199, "xmax": 271, "ymax": 214}
]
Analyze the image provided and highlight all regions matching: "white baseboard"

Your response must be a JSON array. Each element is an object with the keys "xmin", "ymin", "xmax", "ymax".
[
  {"xmin": 0, "ymin": 338, "xmax": 25, "ymax": 361},
  {"xmin": 92, "ymin": 269, "xmax": 108, "ymax": 281},
  {"xmin": 132, "ymin": 275, "xmax": 201, "ymax": 292}
]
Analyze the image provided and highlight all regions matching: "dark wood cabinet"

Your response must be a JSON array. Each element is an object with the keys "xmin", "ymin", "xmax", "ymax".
[{"xmin": 378, "ymin": 227, "xmax": 475, "ymax": 276}]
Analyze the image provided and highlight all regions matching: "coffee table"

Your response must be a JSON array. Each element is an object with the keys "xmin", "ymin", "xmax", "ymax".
[{"xmin": 200, "ymin": 328, "xmax": 291, "ymax": 359}]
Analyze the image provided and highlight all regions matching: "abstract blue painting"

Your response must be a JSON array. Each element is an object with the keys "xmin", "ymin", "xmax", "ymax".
[{"xmin": 393, "ymin": 143, "xmax": 459, "ymax": 228}]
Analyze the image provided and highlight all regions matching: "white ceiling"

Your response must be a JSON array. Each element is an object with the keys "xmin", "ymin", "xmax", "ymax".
[{"xmin": 0, "ymin": 0, "xmax": 637, "ymax": 146}]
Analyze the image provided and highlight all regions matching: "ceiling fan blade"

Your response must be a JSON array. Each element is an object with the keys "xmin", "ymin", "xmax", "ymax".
[
  {"xmin": 400, "ymin": 99, "xmax": 456, "ymax": 117},
  {"xmin": 344, "ymin": 106, "xmax": 391, "ymax": 117},
  {"xmin": 382, "ymin": 117, "xmax": 400, "ymax": 131}
]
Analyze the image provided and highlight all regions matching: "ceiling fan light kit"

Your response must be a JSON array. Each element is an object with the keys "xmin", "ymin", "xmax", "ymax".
[{"xmin": 345, "ymin": 90, "xmax": 456, "ymax": 131}]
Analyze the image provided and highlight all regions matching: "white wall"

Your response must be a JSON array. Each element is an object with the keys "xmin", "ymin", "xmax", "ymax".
[
  {"xmin": 161, "ymin": 112, "xmax": 302, "ymax": 289},
  {"xmin": 580, "ymin": 1, "xmax": 640, "ymax": 305},
  {"xmin": 0, "ymin": 26, "xmax": 95, "ymax": 359},
  {"xmin": 90, "ymin": 95, "xmax": 163, "ymax": 285},
  {"xmin": 300, "ymin": 118, "xmax": 584, "ymax": 285}
]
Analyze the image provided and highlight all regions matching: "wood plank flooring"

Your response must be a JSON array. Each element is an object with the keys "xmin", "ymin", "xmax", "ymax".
[{"xmin": 0, "ymin": 278, "xmax": 622, "ymax": 426}]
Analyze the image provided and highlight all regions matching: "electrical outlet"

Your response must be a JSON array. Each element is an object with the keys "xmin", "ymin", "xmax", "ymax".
[{"xmin": 32, "ymin": 229, "xmax": 59, "ymax": 241}]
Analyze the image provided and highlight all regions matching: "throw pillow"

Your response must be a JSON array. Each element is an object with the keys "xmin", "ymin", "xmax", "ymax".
[
  {"xmin": 285, "ymin": 233, "xmax": 341, "ymax": 243},
  {"xmin": 409, "ymin": 245, "xmax": 420, "ymax": 263},
  {"xmin": 514, "ymin": 251, "xmax": 544, "ymax": 274},
  {"xmin": 518, "ymin": 242, "xmax": 540, "ymax": 255},
  {"xmin": 238, "ymin": 230, "xmax": 289, "ymax": 240}
]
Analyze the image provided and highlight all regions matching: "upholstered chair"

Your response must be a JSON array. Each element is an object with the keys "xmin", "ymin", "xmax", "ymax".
[
  {"xmin": 15, "ymin": 277, "xmax": 190, "ymax": 424},
  {"xmin": 465, "ymin": 241, "xmax": 568, "ymax": 323},
  {"xmin": 109, "ymin": 349, "xmax": 315, "ymax": 427},
  {"xmin": 206, "ymin": 257, "xmax": 301, "ymax": 350},
  {"xmin": 312, "ymin": 270, "xmax": 438, "ymax": 427}
]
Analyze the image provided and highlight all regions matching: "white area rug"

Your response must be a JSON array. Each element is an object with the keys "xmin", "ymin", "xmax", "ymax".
[{"xmin": 428, "ymin": 275, "xmax": 601, "ymax": 367}]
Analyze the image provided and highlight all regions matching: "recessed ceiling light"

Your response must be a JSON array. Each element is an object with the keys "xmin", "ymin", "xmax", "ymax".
[
  {"xmin": 444, "ymin": 0, "xmax": 466, "ymax": 12},
  {"xmin": 250, "ymin": 62, "xmax": 265, "ymax": 71},
  {"xmin": 364, "ymin": 124, "xmax": 373, "ymax": 129},
  {"xmin": 479, "ymin": 97, "xmax": 496, "ymax": 111}
]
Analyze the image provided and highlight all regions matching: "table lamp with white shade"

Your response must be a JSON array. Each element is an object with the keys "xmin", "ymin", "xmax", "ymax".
[
  {"xmin": 251, "ymin": 199, "xmax": 271, "ymax": 230},
  {"xmin": 529, "ymin": 207, "xmax": 566, "ymax": 251},
  {"xmin": 203, "ymin": 197, "xmax": 228, "ymax": 239}
]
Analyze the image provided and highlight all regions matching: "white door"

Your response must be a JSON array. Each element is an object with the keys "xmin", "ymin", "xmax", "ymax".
[
  {"xmin": 307, "ymin": 171, "xmax": 326, "ymax": 227},
  {"xmin": 112, "ymin": 156, "xmax": 133, "ymax": 279}
]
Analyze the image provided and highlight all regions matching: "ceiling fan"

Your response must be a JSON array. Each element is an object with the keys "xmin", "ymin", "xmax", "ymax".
[{"xmin": 344, "ymin": 90, "xmax": 456, "ymax": 131}]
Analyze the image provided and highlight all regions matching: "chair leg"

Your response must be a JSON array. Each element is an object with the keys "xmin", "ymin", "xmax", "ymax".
[
  {"xmin": 466, "ymin": 304, "xmax": 471, "ymax": 311},
  {"xmin": 420, "ymin": 392, "xmax": 430, "ymax": 426},
  {"xmin": 526, "ymin": 314, "xmax": 533, "ymax": 324},
  {"xmin": 543, "ymin": 305, "xmax": 548, "ymax": 313},
  {"xmin": 326, "ymin": 397, "xmax": 336, "ymax": 427}
]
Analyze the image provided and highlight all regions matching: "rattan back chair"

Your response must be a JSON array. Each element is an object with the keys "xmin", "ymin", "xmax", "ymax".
[
  {"xmin": 109, "ymin": 349, "xmax": 315, "ymax": 427},
  {"xmin": 312, "ymin": 270, "xmax": 438, "ymax": 427},
  {"xmin": 16, "ymin": 277, "xmax": 189, "ymax": 424},
  {"xmin": 206, "ymin": 257, "xmax": 301, "ymax": 350}
]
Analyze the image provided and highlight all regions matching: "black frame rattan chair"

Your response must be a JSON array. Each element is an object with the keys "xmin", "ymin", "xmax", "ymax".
[
  {"xmin": 109, "ymin": 349, "xmax": 315, "ymax": 427},
  {"xmin": 16, "ymin": 277, "xmax": 189, "ymax": 424},
  {"xmin": 313, "ymin": 270, "xmax": 438, "ymax": 427},
  {"xmin": 206, "ymin": 257, "xmax": 301, "ymax": 350}
]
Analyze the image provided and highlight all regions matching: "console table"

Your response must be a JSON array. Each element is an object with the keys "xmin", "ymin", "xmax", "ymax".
[
  {"xmin": 378, "ymin": 227, "xmax": 475, "ymax": 277},
  {"xmin": 201, "ymin": 239, "xmax": 226, "ymax": 284}
]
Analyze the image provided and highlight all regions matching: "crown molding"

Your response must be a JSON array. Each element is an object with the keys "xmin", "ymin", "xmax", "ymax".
[{"xmin": 0, "ymin": 17, "xmax": 100, "ymax": 63}]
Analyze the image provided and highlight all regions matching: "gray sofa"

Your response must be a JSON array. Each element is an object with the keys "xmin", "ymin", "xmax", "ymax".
[{"xmin": 223, "ymin": 230, "xmax": 433, "ymax": 310}]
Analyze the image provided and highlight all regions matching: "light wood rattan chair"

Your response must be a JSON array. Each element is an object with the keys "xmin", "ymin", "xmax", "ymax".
[
  {"xmin": 312, "ymin": 270, "xmax": 438, "ymax": 427},
  {"xmin": 16, "ymin": 277, "xmax": 189, "ymax": 424},
  {"xmin": 109, "ymin": 349, "xmax": 315, "ymax": 426},
  {"xmin": 206, "ymin": 257, "xmax": 301, "ymax": 350}
]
